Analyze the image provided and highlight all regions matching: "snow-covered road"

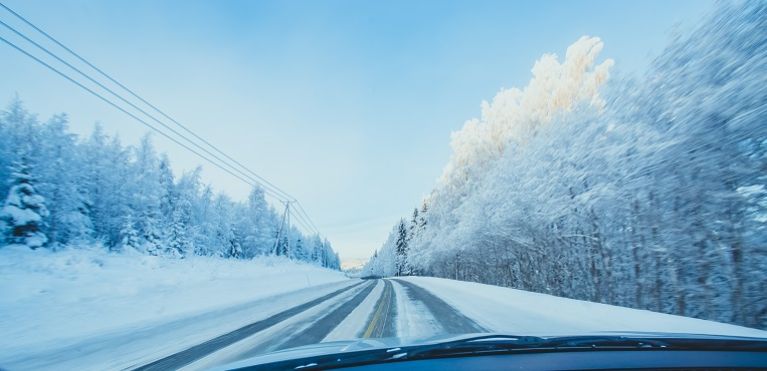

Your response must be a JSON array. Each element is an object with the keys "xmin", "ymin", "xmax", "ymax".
[
  {"xmin": 159, "ymin": 278, "xmax": 484, "ymax": 370},
  {"xmin": 137, "ymin": 277, "xmax": 767, "ymax": 370},
  {"xmin": 4, "ymin": 274, "xmax": 766, "ymax": 371}
]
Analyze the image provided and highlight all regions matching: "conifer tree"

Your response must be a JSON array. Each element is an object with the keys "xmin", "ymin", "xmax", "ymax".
[{"xmin": 1, "ymin": 158, "xmax": 49, "ymax": 249}]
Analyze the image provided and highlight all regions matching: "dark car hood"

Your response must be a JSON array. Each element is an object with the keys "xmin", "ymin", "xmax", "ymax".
[
  {"xmin": 215, "ymin": 331, "xmax": 767, "ymax": 370},
  {"xmin": 214, "ymin": 333, "xmax": 468, "ymax": 370}
]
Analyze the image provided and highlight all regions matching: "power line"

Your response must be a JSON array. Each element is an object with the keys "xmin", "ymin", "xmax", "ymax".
[
  {"xmin": 0, "ymin": 1, "xmax": 295, "ymax": 202},
  {"xmin": 289, "ymin": 208, "xmax": 315, "ymax": 235},
  {"xmin": 0, "ymin": 35, "xmax": 270, "ymax": 193},
  {"xmin": 291, "ymin": 204, "xmax": 319, "ymax": 235},
  {"xmin": 290, "ymin": 210, "xmax": 314, "ymax": 235},
  {"xmin": 0, "ymin": 2, "xmax": 326, "ymax": 236},
  {"xmin": 293, "ymin": 202, "xmax": 321, "ymax": 235},
  {"xmin": 0, "ymin": 19, "xmax": 287, "ymax": 203},
  {"xmin": 295, "ymin": 201, "xmax": 320, "ymax": 231},
  {"xmin": 2, "ymin": 32, "xmax": 325, "ymax": 236}
]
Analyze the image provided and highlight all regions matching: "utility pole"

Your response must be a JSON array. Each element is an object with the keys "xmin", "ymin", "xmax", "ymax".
[
  {"xmin": 285, "ymin": 201, "xmax": 291, "ymax": 258},
  {"xmin": 273, "ymin": 201, "xmax": 290, "ymax": 256}
]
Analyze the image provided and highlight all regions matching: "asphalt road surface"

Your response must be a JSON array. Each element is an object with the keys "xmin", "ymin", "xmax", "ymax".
[{"xmin": 132, "ymin": 278, "xmax": 480, "ymax": 370}]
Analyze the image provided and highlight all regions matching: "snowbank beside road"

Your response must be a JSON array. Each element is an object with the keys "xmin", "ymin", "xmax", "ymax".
[
  {"xmin": 0, "ymin": 245, "xmax": 348, "ymax": 364},
  {"xmin": 401, "ymin": 277, "xmax": 767, "ymax": 338}
]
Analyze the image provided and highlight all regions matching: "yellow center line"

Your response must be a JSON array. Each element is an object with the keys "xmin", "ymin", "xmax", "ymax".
[{"xmin": 363, "ymin": 281, "xmax": 389, "ymax": 338}]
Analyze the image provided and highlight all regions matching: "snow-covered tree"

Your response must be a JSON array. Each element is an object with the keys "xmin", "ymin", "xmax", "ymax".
[
  {"xmin": 37, "ymin": 114, "xmax": 92, "ymax": 247},
  {"xmin": 363, "ymin": 1, "xmax": 767, "ymax": 328},
  {"xmin": 131, "ymin": 135, "xmax": 164, "ymax": 255},
  {"xmin": 118, "ymin": 212, "xmax": 140, "ymax": 252},
  {"xmin": 394, "ymin": 219, "xmax": 410, "ymax": 276},
  {"xmin": 0, "ymin": 97, "xmax": 342, "ymax": 269},
  {"xmin": 81, "ymin": 125, "xmax": 130, "ymax": 246},
  {"xmin": 165, "ymin": 199, "xmax": 192, "ymax": 258},
  {"xmin": 224, "ymin": 226, "xmax": 243, "ymax": 259},
  {"xmin": 240, "ymin": 187, "xmax": 276, "ymax": 258},
  {"xmin": 1, "ymin": 158, "xmax": 49, "ymax": 249}
]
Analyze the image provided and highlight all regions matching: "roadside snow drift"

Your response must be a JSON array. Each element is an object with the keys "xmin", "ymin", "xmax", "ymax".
[{"xmin": 0, "ymin": 245, "xmax": 348, "ymax": 370}]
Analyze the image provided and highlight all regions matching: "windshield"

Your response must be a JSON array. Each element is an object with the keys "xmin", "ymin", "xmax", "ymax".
[{"xmin": 1, "ymin": 1, "xmax": 766, "ymax": 370}]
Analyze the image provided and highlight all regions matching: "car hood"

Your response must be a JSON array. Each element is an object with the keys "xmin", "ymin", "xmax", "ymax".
[
  {"xmin": 214, "ymin": 334, "xmax": 461, "ymax": 370},
  {"xmin": 215, "ymin": 331, "xmax": 767, "ymax": 370}
]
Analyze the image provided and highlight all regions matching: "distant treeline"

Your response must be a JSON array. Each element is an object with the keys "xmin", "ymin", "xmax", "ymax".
[{"xmin": 0, "ymin": 98, "xmax": 340, "ymax": 269}]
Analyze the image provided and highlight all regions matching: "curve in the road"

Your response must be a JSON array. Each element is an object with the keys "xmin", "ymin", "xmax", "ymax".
[
  {"xmin": 132, "ymin": 281, "xmax": 365, "ymax": 371},
  {"xmin": 394, "ymin": 279, "xmax": 487, "ymax": 334}
]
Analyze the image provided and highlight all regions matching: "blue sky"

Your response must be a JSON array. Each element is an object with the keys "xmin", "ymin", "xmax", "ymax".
[{"xmin": 0, "ymin": 0, "xmax": 713, "ymax": 262}]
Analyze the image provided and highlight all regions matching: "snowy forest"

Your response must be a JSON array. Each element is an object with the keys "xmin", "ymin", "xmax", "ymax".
[
  {"xmin": 0, "ymin": 98, "xmax": 340, "ymax": 269},
  {"xmin": 363, "ymin": 2, "xmax": 767, "ymax": 329}
]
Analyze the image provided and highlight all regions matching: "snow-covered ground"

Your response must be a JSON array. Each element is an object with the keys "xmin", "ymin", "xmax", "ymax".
[
  {"xmin": 0, "ymin": 245, "xmax": 349, "ymax": 370},
  {"xmin": 400, "ymin": 276, "xmax": 767, "ymax": 338}
]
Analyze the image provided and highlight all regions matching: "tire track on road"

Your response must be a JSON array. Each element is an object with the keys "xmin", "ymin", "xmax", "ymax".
[
  {"xmin": 133, "ymin": 281, "xmax": 365, "ymax": 371},
  {"xmin": 394, "ymin": 279, "xmax": 486, "ymax": 334},
  {"xmin": 274, "ymin": 280, "xmax": 378, "ymax": 350}
]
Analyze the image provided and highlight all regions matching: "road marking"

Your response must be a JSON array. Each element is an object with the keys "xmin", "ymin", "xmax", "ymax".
[
  {"xmin": 275, "ymin": 281, "xmax": 377, "ymax": 350},
  {"xmin": 363, "ymin": 280, "xmax": 391, "ymax": 338},
  {"xmin": 133, "ymin": 281, "xmax": 365, "ymax": 371}
]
